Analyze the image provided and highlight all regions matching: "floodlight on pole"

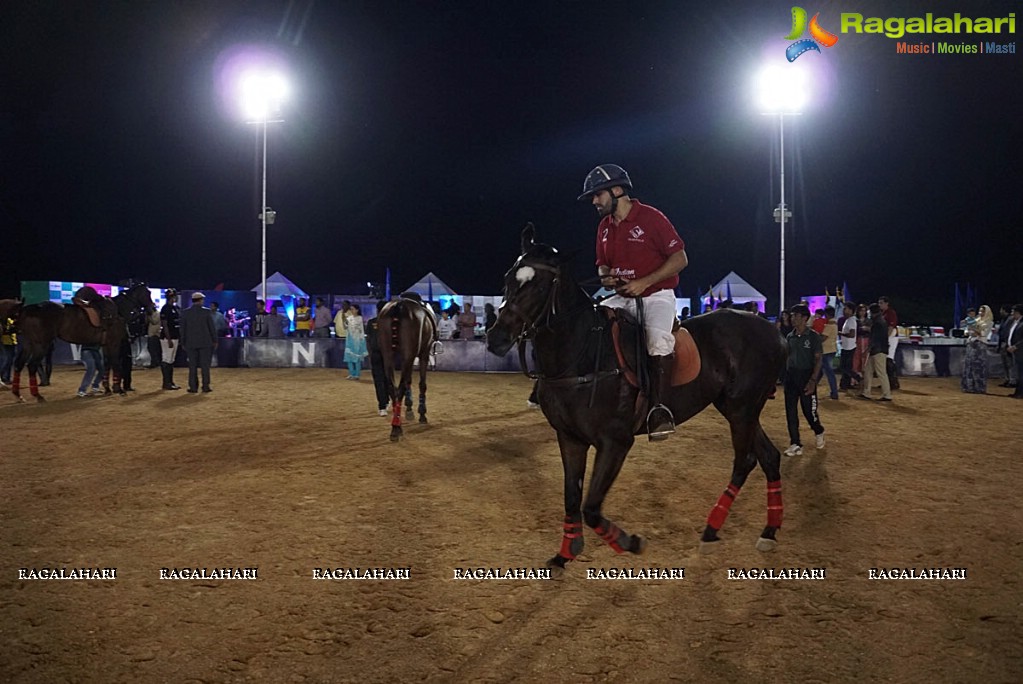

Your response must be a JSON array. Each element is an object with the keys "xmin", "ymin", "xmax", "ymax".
[
  {"xmin": 240, "ymin": 70, "xmax": 288, "ymax": 304},
  {"xmin": 757, "ymin": 65, "xmax": 807, "ymax": 314}
]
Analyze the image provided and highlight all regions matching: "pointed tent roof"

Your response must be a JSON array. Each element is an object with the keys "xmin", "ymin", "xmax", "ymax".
[
  {"xmin": 251, "ymin": 271, "xmax": 308, "ymax": 300},
  {"xmin": 402, "ymin": 272, "xmax": 458, "ymax": 301},
  {"xmin": 702, "ymin": 271, "xmax": 766, "ymax": 301}
]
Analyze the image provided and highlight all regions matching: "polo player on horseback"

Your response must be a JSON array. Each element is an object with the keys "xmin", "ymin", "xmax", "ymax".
[{"xmin": 578, "ymin": 164, "xmax": 689, "ymax": 441}]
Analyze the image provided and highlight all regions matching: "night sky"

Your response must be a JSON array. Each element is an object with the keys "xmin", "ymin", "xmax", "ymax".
[{"xmin": 2, "ymin": 0, "xmax": 1020, "ymax": 320}]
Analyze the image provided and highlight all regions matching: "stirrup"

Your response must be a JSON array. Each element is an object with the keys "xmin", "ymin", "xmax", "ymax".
[{"xmin": 647, "ymin": 404, "xmax": 675, "ymax": 441}]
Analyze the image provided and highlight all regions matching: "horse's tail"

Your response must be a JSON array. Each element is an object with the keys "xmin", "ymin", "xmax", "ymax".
[{"xmin": 386, "ymin": 300, "xmax": 412, "ymax": 352}]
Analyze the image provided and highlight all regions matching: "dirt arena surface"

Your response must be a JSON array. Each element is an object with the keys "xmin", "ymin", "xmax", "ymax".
[{"xmin": 1, "ymin": 367, "xmax": 1021, "ymax": 683}]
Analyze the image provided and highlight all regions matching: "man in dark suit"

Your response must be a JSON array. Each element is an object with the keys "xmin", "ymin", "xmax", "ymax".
[
  {"xmin": 180, "ymin": 292, "xmax": 218, "ymax": 394},
  {"xmin": 1005, "ymin": 304, "xmax": 1023, "ymax": 399}
]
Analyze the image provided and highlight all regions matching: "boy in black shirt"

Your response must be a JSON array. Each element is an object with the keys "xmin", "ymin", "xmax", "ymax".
[{"xmin": 783, "ymin": 305, "xmax": 826, "ymax": 456}]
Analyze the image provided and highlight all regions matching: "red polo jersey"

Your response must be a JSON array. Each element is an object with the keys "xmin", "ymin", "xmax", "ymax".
[{"xmin": 595, "ymin": 200, "xmax": 685, "ymax": 297}]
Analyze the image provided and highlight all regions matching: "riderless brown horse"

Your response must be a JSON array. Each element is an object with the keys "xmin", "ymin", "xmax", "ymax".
[
  {"xmin": 378, "ymin": 294, "xmax": 438, "ymax": 441},
  {"xmin": 8, "ymin": 283, "xmax": 155, "ymax": 402},
  {"xmin": 486, "ymin": 224, "xmax": 786, "ymax": 573}
]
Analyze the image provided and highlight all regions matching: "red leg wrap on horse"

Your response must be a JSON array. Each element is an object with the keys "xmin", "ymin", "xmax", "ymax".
[
  {"xmin": 707, "ymin": 483, "xmax": 741, "ymax": 530},
  {"xmin": 767, "ymin": 480, "xmax": 783, "ymax": 528},
  {"xmin": 559, "ymin": 519, "xmax": 584, "ymax": 560},
  {"xmin": 12, "ymin": 371, "xmax": 21, "ymax": 394},
  {"xmin": 594, "ymin": 522, "xmax": 628, "ymax": 554},
  {"xmin": 391, "ymin": 402, "xmax": 402, "ymax": 427},
  {"xmin": 28, "ymin": 374, "xmax": 38, "ymax": 395}
]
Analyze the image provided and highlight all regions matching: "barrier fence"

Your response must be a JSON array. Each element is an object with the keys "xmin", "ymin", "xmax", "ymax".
[{"xmin": 45, "ymin": 338, "xmax": 1007, "ymax": 378}]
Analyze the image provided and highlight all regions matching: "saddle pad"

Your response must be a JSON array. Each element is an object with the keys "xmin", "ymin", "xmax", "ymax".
[{"xmin": 672, "ymin": 328, "xmax": 701, "ymax": 386}]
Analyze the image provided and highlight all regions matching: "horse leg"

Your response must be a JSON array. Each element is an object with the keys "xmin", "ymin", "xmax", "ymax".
[
  {"xmin": 390, "ymin": 365, "xmax": 411, "ymax": 442},
  {"xmin": 27, "ymin": 358, "xmax": 44, "ymax": 403},
  {"xmin": 547, "ymin": 432, "xmax": 588, "ymax": 575},
  {"xmin": 10, "ymin": 349, "xmax": 25, "ymax": 400},
  {"xmin": 389, "ymin": 372, "xmax": 404, "ymax": 442},
  {"xmin": 701, "ymin": 409, "xmax": 759, "ymax": 549},
  {"xmin": 752, "ymin": 424, "xmax": 783, "ymax": 551},
  {"xmin": 582, "ymin": 436, "xmax": 646, "ymax": 557},
  {"xmin": 417, "ymin": 352, "xmax": 428, "ymax": 423}
]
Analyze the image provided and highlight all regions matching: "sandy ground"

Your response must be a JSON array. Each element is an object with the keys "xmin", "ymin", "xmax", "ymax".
[{"xmin": 1, "ymin": 367, "xmax": 1021, "ymax": 683}]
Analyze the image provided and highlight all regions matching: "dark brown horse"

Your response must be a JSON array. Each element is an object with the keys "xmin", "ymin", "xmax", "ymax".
[
  {"xmin": 486, "ymin": 225, "xmax": 786, "ymax": 574},
  {"xmin": 9, "ymin": 283, "xmax": 155, "ymax": 402},
  {"xmin": 378, "ymin": 295, "xmax": 438, "ymax": 441}
]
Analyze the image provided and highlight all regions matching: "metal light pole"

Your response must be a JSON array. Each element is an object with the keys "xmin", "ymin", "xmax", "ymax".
[
  {"xmin": 240, "ymin": 70, "xmax": 287, "ymax": 304},
  {"xmin": 758, "ymin": 65, "xmax": 806, "ymax": 314},
  {"xmin": 772, "ymin": 114, "xmax": 794, "ymax": 313},
  {"xmin": 261, "ymin": 119, "xmax": 268, "ymax": 304}
]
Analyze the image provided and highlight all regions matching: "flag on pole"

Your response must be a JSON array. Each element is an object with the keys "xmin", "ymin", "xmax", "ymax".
[
  {"xmin": 965, "ymin": 283, "xmax": 974, "ymax": 310},
  {"xmin": 841, "ymin": 281, "xmax": 849, "ymax": 304},
  {"xmin": 385, "ymin": 268, "xmax": 392, "ymax": 301},
  {"xmin": 726, "ymin": 280, "xmax": 732, "ymax": 302}
]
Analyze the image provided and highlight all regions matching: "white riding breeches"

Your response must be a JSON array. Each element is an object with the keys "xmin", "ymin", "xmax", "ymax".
[
  {"xmin": 160, "ymin": 339, "xmax": 177, "ymax": 364},
  {"xmin": 602, "ymin": 289, "xmax": 678, "ymax": 356}
]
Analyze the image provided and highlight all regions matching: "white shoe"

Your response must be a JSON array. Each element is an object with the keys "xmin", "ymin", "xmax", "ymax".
[
  {"xmin": 815, "ymin": 433, "xmax": 826, "ymax": 450},
  {"xmin": 77, "ymin": 391, "xmax": 88, "ymax": 398},
  {"xmin": 784, "ymin": 444, "xmax": 803, "ymax": 457},
  {"xmin": 378, "ymin": 409, "xmax": 388, "ymax": 416}
]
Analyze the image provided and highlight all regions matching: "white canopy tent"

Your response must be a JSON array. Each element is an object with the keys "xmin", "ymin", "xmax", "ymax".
[
  {"xmin": 250, "ymin": 271, "xmax": 309, "ymax": 301},
  {"xmin": 703, "ymin": 271, "xmax": 767, "ymax": 310},
  {"xmin": 403, "ymin": 272, "xmax": 459, "ymax": 302}
]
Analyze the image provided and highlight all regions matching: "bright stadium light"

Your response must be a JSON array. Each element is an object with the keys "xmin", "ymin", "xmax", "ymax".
[
  {"xmin": 757, "ymin": 65, "xmax": 807, "ymax": 114},
  {"xmin": 238, "ymin": 69, "xmax": 289, "ymax": 304},
  {"xmin": 756, "ymin": 64, "xmax": 808, "ymax": 313}
]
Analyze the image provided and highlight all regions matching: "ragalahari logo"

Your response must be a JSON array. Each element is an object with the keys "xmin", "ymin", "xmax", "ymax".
[{"xmin": 785, "ymin": 7, "xmax": 839, "ymax": 61}]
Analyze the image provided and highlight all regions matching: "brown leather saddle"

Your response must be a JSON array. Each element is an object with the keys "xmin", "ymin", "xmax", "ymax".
[
  {"xmin": 72, "ymin": 286, "xmax": 117, "ymax": 328},
  {"xmin": 603, "ymin": 308, "xmax": 702, "ymax": 389}
]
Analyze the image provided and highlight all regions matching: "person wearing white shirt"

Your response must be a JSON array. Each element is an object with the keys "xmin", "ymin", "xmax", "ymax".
[
  {"xmin": 838, "ymin": 302, "xmax": 859, "ymax": 390},
  {"xmin": 437, "ymin": 310, "xmax": 457, "ymax": 340}
]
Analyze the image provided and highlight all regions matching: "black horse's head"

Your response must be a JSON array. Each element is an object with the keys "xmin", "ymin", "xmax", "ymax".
[
  {"xmin": 125, "ymin": 282, "xmax": 156, "ymax": 312},
  {"xmin": 486, "ymin": 223, "xmax": 566, "ymax": 357}
]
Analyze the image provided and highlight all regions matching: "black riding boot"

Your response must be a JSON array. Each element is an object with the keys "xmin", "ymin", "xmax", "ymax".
[
  {"xmin": 161, "ymin": 363, "xmax": 180, "ymax": 390},
  {"xmin": 647, "ymin": 354, "xmax": 676, "ymax": 441}
]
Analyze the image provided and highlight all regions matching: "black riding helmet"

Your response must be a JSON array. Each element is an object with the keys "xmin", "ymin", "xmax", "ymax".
[{"xmin": 577, "ymin": 164, "xmax": 633, "ymax": 201}]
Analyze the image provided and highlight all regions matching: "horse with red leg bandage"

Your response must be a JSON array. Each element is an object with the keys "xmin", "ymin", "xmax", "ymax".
[{"xmin": 487, "ymin": 224, "xmax": 787, "ymax": 574}]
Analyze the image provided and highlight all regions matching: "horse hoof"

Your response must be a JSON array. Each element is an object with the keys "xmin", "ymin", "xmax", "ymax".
[
  {"xmin": 418, "ymin": 416, "xmax": 427, "ymax": 424},
  {"xmin": 36, "ymin": 395, "xmax": 46, "ymax": 403},
  {"xmin": 631, "ymin": 536, "xmax": 647, "ymax": 555},
  {"xmin": 755, "ymin": 537, "xmax": 778, "ymax": 552},
  {"xmin": 545, "ymin": 555, "xmax": 568, "ymax": 578},
  {"xmin": 699, "ymin": 540, "xmax": 721, "ymax": 554}
]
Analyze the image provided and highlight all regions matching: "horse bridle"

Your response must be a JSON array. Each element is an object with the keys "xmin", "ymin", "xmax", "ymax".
[
  {"xmin": 503, "ymin": 259, "xmax": 620, "ymax": 402},
  {"xmin": 502, "ymin": 259, "xmax": 564, "ymax": 347}
]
